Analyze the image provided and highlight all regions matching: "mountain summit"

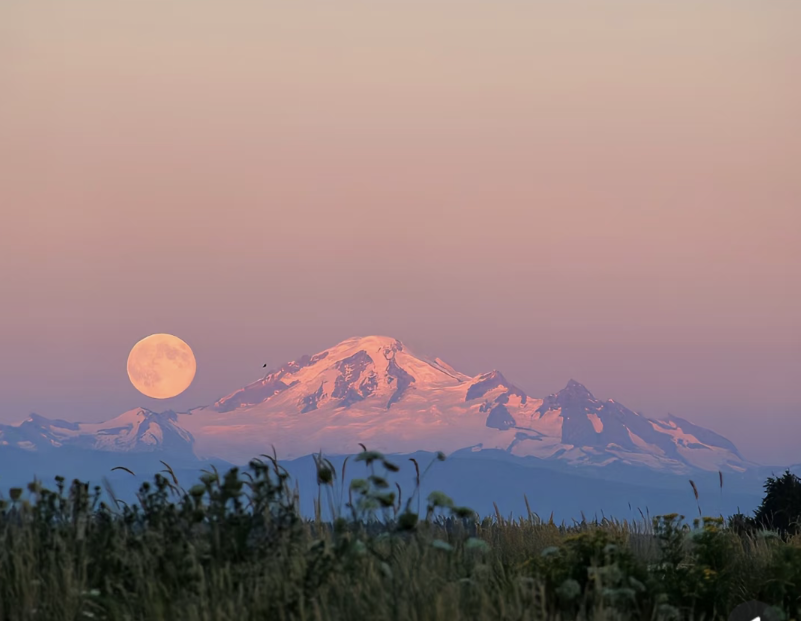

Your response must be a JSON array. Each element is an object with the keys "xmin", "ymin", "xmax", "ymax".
[
  {"xmin": 0, "ymin": 335, "xmax": 751, "ymax": 474},
  {"xmin": 212, "ymin": 336, "xmax": 458, "ymax": 414},
  {"xmin": 0, "ymin": 408, "xmax": 194, "ymax": 455}
]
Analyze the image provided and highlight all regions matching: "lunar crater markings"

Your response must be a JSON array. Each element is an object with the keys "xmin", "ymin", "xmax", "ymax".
[{"xmin": 127, "ymin": 334, "xmax": 196, "ymax": 399}]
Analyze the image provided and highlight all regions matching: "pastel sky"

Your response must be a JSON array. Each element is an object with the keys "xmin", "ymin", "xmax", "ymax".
[{"xmin": 1, "ymin": 2, "xmax": 799, "ymax": 464}]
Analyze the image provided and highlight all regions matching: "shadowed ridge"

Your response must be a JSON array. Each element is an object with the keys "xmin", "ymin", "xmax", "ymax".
[{"xmin": 466, "ymin": 370, "xmax": 527, "ymax": 403}]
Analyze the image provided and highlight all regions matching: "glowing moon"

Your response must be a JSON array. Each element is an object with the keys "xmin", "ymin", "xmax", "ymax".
[{"xmin": 126, "ymin": 333, "xmax": 196, "ymax": 399}]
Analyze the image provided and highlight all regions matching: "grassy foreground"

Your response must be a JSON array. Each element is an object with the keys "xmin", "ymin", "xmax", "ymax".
[{"xmin": 1, "ymin": 451, "xmax": 800, "ymax": 621}]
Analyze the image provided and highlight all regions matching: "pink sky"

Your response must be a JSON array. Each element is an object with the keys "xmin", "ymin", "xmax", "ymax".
[{"xmin": 1, "ymin": 1, "xmax": 799, "ymax": 464}]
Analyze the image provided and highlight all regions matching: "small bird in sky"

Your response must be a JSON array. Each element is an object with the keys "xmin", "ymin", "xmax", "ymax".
[{"xmin": 263, "ymin": 363, "xmax": 267, "ymax": 367}]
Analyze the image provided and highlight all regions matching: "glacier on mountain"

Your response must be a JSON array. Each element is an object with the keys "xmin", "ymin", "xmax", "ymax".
[{"xmin": 0, "ymin": 336, "xmax": 753, "ymax": 474}]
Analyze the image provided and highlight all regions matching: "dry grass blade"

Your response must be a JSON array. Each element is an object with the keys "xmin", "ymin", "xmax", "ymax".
[
  {"xmin": 111, "ymin": 466, "xmax": 136, "ymax": 476},
  {"xmin": 160, "ymin": 460, "xmax": 180, "ymax": 487},
  {"xmin": 493, "ymin": 502, "xmax": 503, "ymax": 525},
  {"xmin": 339, "ymin": 455, "xmax": 350, "ymax": 512},
  {"xmin": 409, "ymin": 458, "xmax": 420, "ymax": 486},
  {"xmin": 101, "ymin": 476, "xmax": 126, "ymax": 510},
  {"xmin": 395, "ymin": 482, "xmax": 402, "ymax": 515},
  {"xmin": 689, "ymin": 479, "xmax": 702, "ymax": 517}
]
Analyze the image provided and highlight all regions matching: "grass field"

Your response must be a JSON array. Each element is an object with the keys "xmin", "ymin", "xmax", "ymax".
[{"xmin": 1, "ymin": 450, "xmax": 799, "ymax": 621}]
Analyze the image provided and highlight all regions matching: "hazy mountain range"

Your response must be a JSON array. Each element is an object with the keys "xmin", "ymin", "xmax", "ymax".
[
  {"xmin": 0, "ymin": 335, "xmax": 757, "ymax": 473},
  {"xmin": 3, "ymin": 335, "xmax": 794, "ymax": 520}
]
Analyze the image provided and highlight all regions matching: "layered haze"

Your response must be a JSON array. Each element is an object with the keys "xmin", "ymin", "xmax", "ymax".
[{"xmin": 0, "ymin": 2, "xmax": 799, "ymax": 464}]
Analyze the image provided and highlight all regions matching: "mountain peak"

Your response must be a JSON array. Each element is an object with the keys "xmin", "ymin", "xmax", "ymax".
[
  {"xmin": 26, "ymin": 412, "xmax": 51, "ymax": 425},
  {"xmin": 478, "ymin": 369, "xmax": 506, "ymax": 383},
  {"xmin": 332, "ymin": 335, "xmax": 405, "ymax": 353},
  {"xmin": 24, "ymin": 412, "xmax": 80, "ymax": 431},
  {"xmin": 214, "ymin": 334, "xmax": 472, "ymax": 414},
  {"xmin": 559, "ymin": 379, "xmax": 596, "ymax": 400},
  {"xmin": 466, "ymin": 370, "xmax": 527, "ymax": 403},
  {"xmin": 0, "ymin": 407, "xmax": 194, "ymax": 454}
]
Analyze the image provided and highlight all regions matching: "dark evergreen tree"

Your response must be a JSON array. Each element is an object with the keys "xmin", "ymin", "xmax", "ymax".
[{"xmin": 754, "ymin": 470, "xmax": 801, "ymax": 536}]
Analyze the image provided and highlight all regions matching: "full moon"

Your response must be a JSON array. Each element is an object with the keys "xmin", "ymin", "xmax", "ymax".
[{"xmin": 126, "ymin": 333, "xmax": 197, "ymax": 399}]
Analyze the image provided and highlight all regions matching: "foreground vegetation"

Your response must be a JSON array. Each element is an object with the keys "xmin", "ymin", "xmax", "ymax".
[{"xmin": 1, "ymin": 451, "xmax": 800, "ymax": 621}]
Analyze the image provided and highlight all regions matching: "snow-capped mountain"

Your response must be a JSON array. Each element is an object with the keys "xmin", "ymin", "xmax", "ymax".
[
  {"xmin": 0, "ymin": 408, "xmax": 194, "ymax": 455},
  {"xmin": 0, "ymin": 336, "xmax": 753, "ymax": 474},
  {"xmin": 184, "ymin": 335, "xmax": 750, "ymax": 473}
]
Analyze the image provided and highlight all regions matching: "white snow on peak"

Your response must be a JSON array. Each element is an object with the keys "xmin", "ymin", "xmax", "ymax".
[{"xmin": 0, "ymin": 335, "xmax": 753, "ymax": 475}]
